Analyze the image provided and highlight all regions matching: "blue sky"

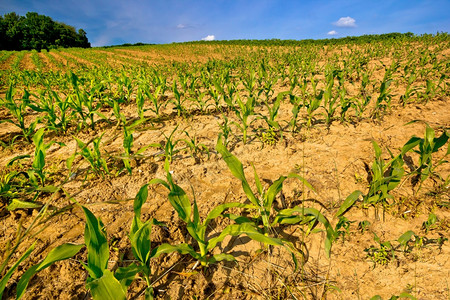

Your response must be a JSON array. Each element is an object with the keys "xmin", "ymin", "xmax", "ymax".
[{"xmin": 1, "ymin": 0, "xmax": 449, "ymax": 47}]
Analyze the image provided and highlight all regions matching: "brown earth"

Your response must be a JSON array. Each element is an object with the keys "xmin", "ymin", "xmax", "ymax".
[{"xmin": 0, "ymin": 43, "xmax": 449, "ymax": 300}]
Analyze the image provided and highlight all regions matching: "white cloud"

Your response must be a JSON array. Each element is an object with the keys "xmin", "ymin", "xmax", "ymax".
[
  {"xmin": 201, "ymin": 35, "xmax": 215, "ymax": 41},
  {"xmin": 327, "ymin": 30, "xmax": 338, "ymax": 35},
  {"xmin": 177, "ymin": 24, "xmax": 186, "ymax": 29},
  {"xmin": 333, "ymin": 16, "xmax": 356, "ymax": 27}
]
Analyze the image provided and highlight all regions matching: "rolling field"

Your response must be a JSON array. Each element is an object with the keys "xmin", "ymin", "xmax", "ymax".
[{"xmin": 0, "ymin": 35, "xmax": 450, "ymax": 299}]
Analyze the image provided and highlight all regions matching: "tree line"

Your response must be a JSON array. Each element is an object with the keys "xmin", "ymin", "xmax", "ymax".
[
  {"xmin": 0, "ymin": 12, "xmax": 90, "ymax": 51},
  {"xmin": 185, "ymin": 32, "xmax": 449, "ymax": 46}
]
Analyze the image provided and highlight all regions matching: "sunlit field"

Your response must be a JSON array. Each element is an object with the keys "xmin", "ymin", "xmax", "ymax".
[{"xmin": 1, "ymin": 33, "xmax": 449, "ymax": 299}]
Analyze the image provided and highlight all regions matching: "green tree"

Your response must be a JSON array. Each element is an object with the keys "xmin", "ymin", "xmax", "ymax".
[{"xmin": 0, "ymin": 11, "xmax": 90, "ymax": 50}]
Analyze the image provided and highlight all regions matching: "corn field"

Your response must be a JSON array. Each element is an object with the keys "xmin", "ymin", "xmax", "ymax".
[{"xmin": 0, "ymin": 33, "xmax": 449, "ymax": 299}]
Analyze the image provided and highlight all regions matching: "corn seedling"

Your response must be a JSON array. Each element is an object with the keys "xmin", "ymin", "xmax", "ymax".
[
  {"xmin": 371, "ymin": 61, "xmax": 398, "ymax": 119},
  {"xmin": 0, "ymin": 87, "xmax": 40, "ymax": 143},
  {"xmin": 5, "ymin": 128, "xmax": 62, "ymax": 210},
  {"xmin": 150, "ymin": 160, "xmax": 286, "ymax": 268},
  {"xmin": 217, "ymin": 135, "xmax": 335, "ymax": 258},
  {"xmin": 81, "ymin": 206, "xmax": 139, "ymax": 300},
  {"xmin": 334, "ymin": 216, "xmax": 354, "ymax": 243},
  {"xmin": 182, "ymin": 131, "xmax": 210, "ymax": 163},
  {"xmin": 171, "ymin": 80, "xmax": 186, "ymax": 116},
  {"xmin": 351, "ymin": 73, "xmax": 372, "ymax": 121},
  {"xmin": 28, "ymin": 90, "xmax": 72, "ymax": 133},
  {"xmin": 288, "ymin": 93, "xmax": 303, "ymax": 133},
  {"xmin": 233, "ymin": 95, "xmax": 256, "ymax": 144},
  {"xmin": 335, "ymin": 142, "xmax": 405, "ymax": 220},
  {"xmin": 260, "ymin": 91, "xmax": 289, "ymax": 140},
  {"xmin": 218, "ymin": 114, "xmax": 232, "ymax": 147},
  {"xmin": 401, "ymin": 123, "xmax": 449, "ymax": 190},
  {"xmin": 150, "ymin": 126, "xmax": 183, "ymax": 163},
  {"xmin": 305, "ymin": 78, "xmax": 323, "ymax": 127},
  {"xmin": 120, "ymin": 125, "xmax": 151, "ymax": 174},
  {"xmin": 129, "ymin": 184, "xmax": 190, "ymax": 299},
  {"xmin": 364, "ymin": 233, "xmax": 395, "ymax": 266},
  {"xmin": 73, "ymin": 133, "xmax": 110, "ymax": 179},
  {"xmin": 321, "ymin": 69, "xmax": 340, "ymax": 126}
]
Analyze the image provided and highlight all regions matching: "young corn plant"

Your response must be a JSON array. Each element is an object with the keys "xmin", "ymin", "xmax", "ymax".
[
  {"xmin": 371, "ymin": 61, "xmax": 398, "ymax": 119},
  {"xmin": 129, "ymin": 184, "xmax": 189, "ymax": 299},
  {"xmin": 233, "ymin": 95, "xmax": 256, "ymax": 144},
  {"xmin": 150, "ymin": 126, "xmax": 184, "ymax": 163},
  {"xmin": 28, "ymin": 90, "xmax": 72, "ymax": 134},
  {"xmin": 288, "ymin": 93, "xmax": 304, "ymax": 133},
  {"xmin": 259, "ymin": 91, "xmax": 289, "ymax": 142},
  {"xmin": 5, "ymin": 128, "xmax": 63, "ymax": 210},
  {"xmin": 146, "ymin": 85, "xmax": 165, "ymax": 117},
  {"xmin": 0, "ymin": 87, "xmax": 40, "ymax": 143},
  {"xmin": 217, "ymin": 114, "xmax": 233, "ymax": 147},
  {"xmin": 335, "ymin": 141, "xmax": 405, "ymax": 220},
  {"xmin": 399, "ymin": 65, "xmax": 418, "ymax": 106},
  {"xmin": 150, "ymin": 160, "xmax": 287, "ymax": 268},
  {"xmin": 190, "ymin": 91, "xmax": 213, "ymax": 113},
  {"xmin": 420, "ymin": 79, "xmax": 437, "ymax": 104},
  {"xmin": 182, "ymin": 131, "xmax": 210, "ymax": 164},
  {"xmin": 304, "ymin": 78, "xmax": 324, "ymax": 127},
  {"xmin": 120, "ymin": 125, "xmax": 151, "ymax": 175},
  {"xmin": 321, "ymin": 69, "xmax": 339, "ymax": 126},
  {"xmin": 73, "ymin": 133, "xmax": 111, "ymax": 179},
  {"xmin": 216, "ymin": 136, "xmax": 336, "ymax": 258},
  {"xmin": 401, "ymin": 123, "xmax": 449, "ymax": 190},
  {"xmin": 171, "ymin": 80, "xmax": 186, "ymax": 116},
  {"xmin": 81, "ymin": 206, "xmax": 139, "ymax": 300},
  {"xmin": 351, "ymin": 73, "xmax": 372, "ymax": 121}
]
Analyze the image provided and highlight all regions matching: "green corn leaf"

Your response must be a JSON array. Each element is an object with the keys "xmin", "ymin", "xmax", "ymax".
[
  {"xmin": 32, "ymin": 150, "xmax": 45, "ymax": 171},
  {"xmin": 252, "ymin": 164, "xmax": 263, "ymax": 196},
  {"xmin": 205, "ymin": 202, "xmax": 253, "ymax": 225},
  {"xmin": 207, "ymin": 223, "xmax": 284, "ymax": 251},
  {"xmin": 287, "ymin": 173, "xmax": 316, "ymax": 192},
  {"xmin": 432, "ymin": 130, "xmax": 449, "ymax": 153},
  {"xmin": 398, "ymin": 230, "xmax": 415, "ymax": 245},
  {"xmin": 192, "ymin": 196, "xmax": 200, "ymax": 228},
  {"xmin": 275, "ymin": 207, "xmax": 335, "ymax": 258},
  {"xmin": 0, "ymin": 243, "xmax": 35, "ymax": 297},
  {"xmin": 131, "ymin": 220, "xmax": 152, "ymax": 267},
  {"xmin": 401, "ymin": 137, "xmax": 421, "ymax": 155},
  {"xmin": 32, "ymin": 128, "xmax": 45, "ymax": 149},
  {"xmin": 16, "ymin": 243, "xmax": 83, "ymax": 299},
  {"xmin": 149, "ymin": 178, "xmax": 170, "ymax": 190},
  {"xmin": 265, "ymin": 176, "xmax": 287, "ymax": 210},
  {"xmin": 133, "ymin": 184, "xmax": 148, "ymax": 218},
  {"xmin": 82, "ymin": 206, "xmax": 109, "ymax": 279},
  {"xmin": 208, "ymin": 253, "xmax": 236, "ymax": 264},
  {"xmin": 114, "ymin": 264, "xmax": 140, "ymax": 292},
  {"xmin": 372, "ymin": 140, "xmax": 382, "ymax": 158},
  {"xmin": 151, "ymin": 243, "xmax": 196, "ymax": 259},
  {"xmin": 167, "ymin": 184, "xmax": 191, "ymax": 223},
  {"xmin": 87, "ymin": 269, "xmax": 126, "ymax": 300},
  {"xmin": 7, "ymin": 155, "xmax": 31, "ymax": 166},
  {"xmin": 36, "ymin": 185, "xmax": 59, "ymax": 193},
  {"xmin": 335, "ymin": 190, "xmax": 363, "ymax": 217},
  {"xmin": 216, "ymin": 136, "xmax": 258, "ymax": 205},
  {"xmin": 7, "ymin": 199, "xmax": 42, "ymax": 211},
  {"xmin": 425, "ymin": 125, "xmax": 435, "ymax": 147},
  {"xmin": 160, "ymin": 170, "xmax": 191, "ymax": 223}
]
